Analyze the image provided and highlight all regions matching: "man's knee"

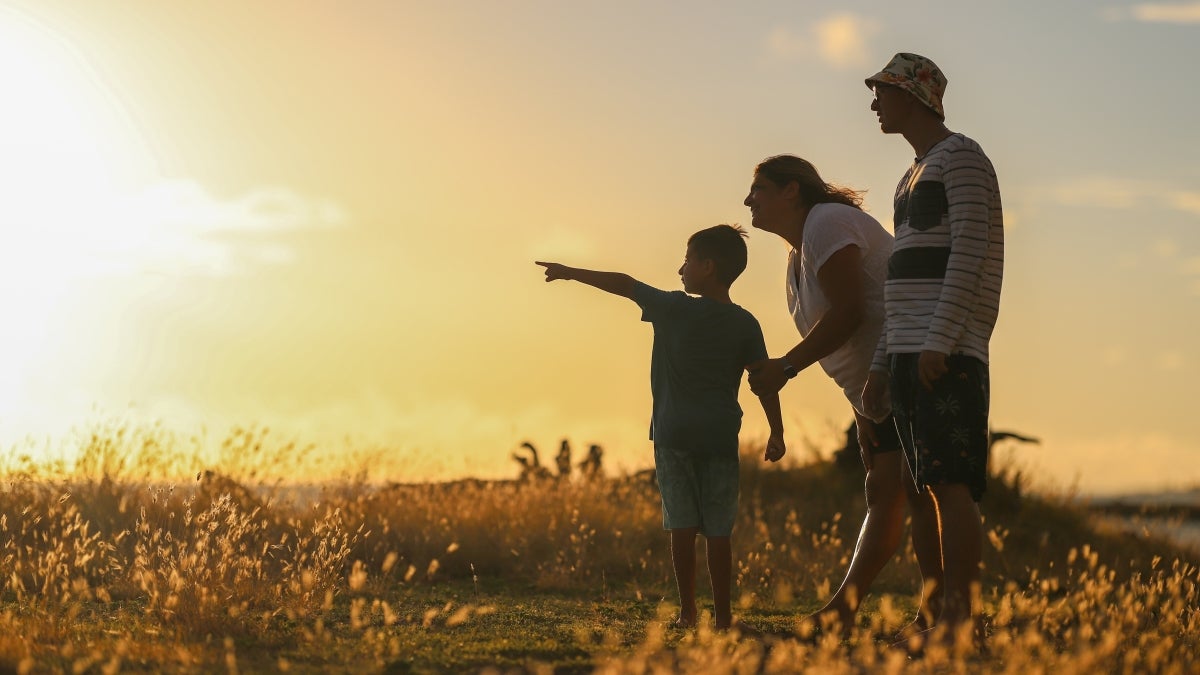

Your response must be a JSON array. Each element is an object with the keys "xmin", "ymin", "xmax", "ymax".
[{"xmin": 929, "ymin": 482, "xmax": 977, "ymax": 508}]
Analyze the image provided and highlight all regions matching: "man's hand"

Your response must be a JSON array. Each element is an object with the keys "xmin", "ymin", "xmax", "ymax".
[
  {"xmin": 861, "ymin": 371, "xmax": 890, "ymax": 422},
  {"xmin": 854, "ymin": 412, "xmax": 878, "ymax": 471},
  {"xmin": 918, "ymin": 350, "xmax": 948, "ymax": 390},
  {"xmin": 764, "ymin": 432, "xmax": 786, "ymax": 463},
  {"xmin": 535, "ymin": 261, "xmax": 572, "ymax": 282},
  {"xmin": 747, "ymin": 358, "xmax": 789, "ymax": 397}
]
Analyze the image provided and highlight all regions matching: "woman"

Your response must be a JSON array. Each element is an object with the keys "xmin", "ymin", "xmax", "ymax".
[{"xmin": 744, "ymin": 155, "xmax": 939, "ymax": 635}]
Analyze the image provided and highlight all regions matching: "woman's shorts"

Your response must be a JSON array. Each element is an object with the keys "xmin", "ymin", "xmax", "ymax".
[
  {"xmin": 653, "ymin": 446, "xmax": 739, "ymax": 537},
  {"xmin": 890, "ymin": 353, "xmax": 990, "ymax": 502},
  {"xmin": 866, "ymin": 414, "xmax": 903, "ymax": 455}
]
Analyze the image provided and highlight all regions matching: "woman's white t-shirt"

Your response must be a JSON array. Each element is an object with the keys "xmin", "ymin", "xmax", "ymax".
[{"xmin": 786, "ymin": 202, "xmax": 893, "ymax": 416}]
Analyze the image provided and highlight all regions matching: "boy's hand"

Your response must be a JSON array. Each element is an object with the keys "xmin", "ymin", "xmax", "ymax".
[
  {"xmin": 747, "ymin": 358, "xmax": 787, "ymax": 396},
  {"xmin": 861, "ymin": 371, "xmax": 890, "ymax": 422},
  {"xmin": 535, "ymin": 261, "xmax": 572, "ymax": 282},
  {"xmin": 764, "ymin": 432, "xmax": 786, "ymax": 463}
]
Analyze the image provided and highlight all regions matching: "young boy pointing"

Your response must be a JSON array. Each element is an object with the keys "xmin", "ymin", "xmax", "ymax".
[{"xmin": 537, "ymin": 224, "xmax": 784, "ymax": 630}]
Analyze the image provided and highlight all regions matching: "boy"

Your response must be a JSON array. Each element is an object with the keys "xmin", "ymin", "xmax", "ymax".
[{"xmin": 536, "ymin": 224, "xmax": 785, "ymax": 630}]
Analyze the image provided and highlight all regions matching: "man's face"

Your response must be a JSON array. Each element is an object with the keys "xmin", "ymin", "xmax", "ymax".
[{"xmin": 870, "ymin": 83, "xmax": 912, "ymax": 134}]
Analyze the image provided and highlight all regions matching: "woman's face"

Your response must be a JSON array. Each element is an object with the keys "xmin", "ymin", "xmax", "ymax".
[{"xmin": 744, "ymin": 174, "xmax": 793, "ymax": 234}]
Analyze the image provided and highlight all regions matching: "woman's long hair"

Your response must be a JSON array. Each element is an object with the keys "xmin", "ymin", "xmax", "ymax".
[{"xmin": 754, "ymin": 155, "xmax": 865, "ymax": 209}]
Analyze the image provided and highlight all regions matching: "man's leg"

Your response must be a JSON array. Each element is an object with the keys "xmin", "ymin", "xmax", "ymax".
[
  {"xmin": 928, "ymin": 484, "xmax": 982, "ymax": 629},
  {"xmin": 670, "ymin": 527, "xmax": 700, "ymax": 627},
  {"xmin": 704, "ymin": 535, "xmax": 732, "ymax": 629},
  {"xmin": 905, "ymin": 477, "xmax": 944, "ymax": 635},
  {"xmin": 809, "ymin": 451, "xmax": 907, "ymax": 633}
]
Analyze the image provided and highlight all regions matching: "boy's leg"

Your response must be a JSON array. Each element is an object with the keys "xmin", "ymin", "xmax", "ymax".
[
  {"xmin": 810, "ymin": 450, "xmax": 906, "ymax": 633},
  {"xmin": 670, "ymin": 527, "xmax": 700, "ymax": 626},
  {"xmin": 704, "ymin": 535, "xmax": 733, "ymax": 629}
]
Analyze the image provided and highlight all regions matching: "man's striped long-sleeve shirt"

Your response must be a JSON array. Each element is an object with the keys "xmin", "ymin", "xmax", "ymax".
[{"xmin": 872, "ymin": 133, "xmax": 1004, "ymax": 370}]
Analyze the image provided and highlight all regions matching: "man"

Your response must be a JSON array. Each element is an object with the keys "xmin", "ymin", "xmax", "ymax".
[{"xmin": 861, "ymin": 52, "xmax": 1004, "ymax": 647}]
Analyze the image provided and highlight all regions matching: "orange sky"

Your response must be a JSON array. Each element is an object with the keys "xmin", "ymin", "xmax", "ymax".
[{"xmin": 1, "ymin": 1, "xmax": 1198, "ymax": 493}]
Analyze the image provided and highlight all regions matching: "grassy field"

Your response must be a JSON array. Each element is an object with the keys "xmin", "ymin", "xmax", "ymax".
[{"xmin": 0, "ymin": 424, "xmax": 1197, "ymax": 673}]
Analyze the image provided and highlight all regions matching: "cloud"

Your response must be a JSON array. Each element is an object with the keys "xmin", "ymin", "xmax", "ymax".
[
  {"xmin": 1156, "ymin": 350, "xmax": 1186, "ymax": 371},
  {"xmin": 1101, "ymin": 345, "xmax": 1128, "ymax": 366},
  {"xmin": 763, "ymin": 13, "xmax": 880, "ymax": 69},
  {"xmin": 1103, "ymin": 2, "xmax": 1200, "ymax": 23},
  {"xmin": 1152, "ymin": 238, "xmax": 1180, "ymax": 258},
  {"xmin": 814, "ymin": 13, "xmax": 881, "ymax": 68},
  {"xmin": 1168, "ymin": 190, "xmax": 1200, "ymax": 215},
  {"xmin": 22, "ymin": 179, "xmax": 349, "ymax": 279},
  {"xmin": 123, "ymin": 180, "xmax": 346, "ymax": 235},
  {"xmin": 1135, "ymin": 2, "xmax": 1200, "ymax": 23},
  {"xmin": 1046, "ymin": 176, "xmax": 1200, "ymax": 217}
]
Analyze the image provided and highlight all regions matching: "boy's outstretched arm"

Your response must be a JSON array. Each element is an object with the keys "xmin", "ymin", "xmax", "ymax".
[
  {"xmin": 759, "ymin": 391, "xmax": 786, "ymax": 462},
  {"xmin": 536, "ymin": 261, "xmax": 637, "ymax": 299}
]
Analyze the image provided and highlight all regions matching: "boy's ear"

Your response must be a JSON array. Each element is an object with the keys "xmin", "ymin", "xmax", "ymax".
[{"xmin": 699, "ymin": 258, "xmax": 716, "ymax": 278}]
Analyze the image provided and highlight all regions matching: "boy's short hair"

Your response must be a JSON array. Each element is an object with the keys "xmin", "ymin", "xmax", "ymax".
[{"xmin": 687, "ymin": 224, "xmax": 748, "ymax": 287}]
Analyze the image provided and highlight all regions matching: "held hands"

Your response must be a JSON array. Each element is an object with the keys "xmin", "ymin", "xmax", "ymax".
[
  {"xmin": 747, "ymin": 358, "xmax": 788, "ymax": 396},
  {"xmin": 764, "ymin": 432, "xmax": 786, "ymax": 463},
  {"xmin": 535, "ymin": 261, "xmax": 572, "ymax": 282}
]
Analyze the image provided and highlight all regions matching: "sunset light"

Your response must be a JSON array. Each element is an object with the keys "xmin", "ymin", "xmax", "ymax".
[{"xmin": 0, "ymin": 1, "xmax": 1197, "ymax": 671}]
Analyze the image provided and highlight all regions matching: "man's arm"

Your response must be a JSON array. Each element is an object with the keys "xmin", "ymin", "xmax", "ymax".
[
  {"xmin": 748, "ymin": 245, "xmax": 865, "ymax": 396},
  {"xmin": 918, "ymin": 145, "xmax": 998, "ymax": 388},
  {"xmin": 923, "ymin": 151, "xmax": 992, "ymax": 353},
  {"xmin": 536, "ymin": 261, "xmax": 637, "ymax": 299}
]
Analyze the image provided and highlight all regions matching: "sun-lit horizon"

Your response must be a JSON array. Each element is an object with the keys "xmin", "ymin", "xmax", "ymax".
[{"xmin": 0, "ymin": 0, "xmax": 1197, "ymax": 495}]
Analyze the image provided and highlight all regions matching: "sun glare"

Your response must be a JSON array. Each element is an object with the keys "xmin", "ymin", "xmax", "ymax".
[{"xmin": 0, "ymin": 9, "xmax": 155, "ymax": 419}]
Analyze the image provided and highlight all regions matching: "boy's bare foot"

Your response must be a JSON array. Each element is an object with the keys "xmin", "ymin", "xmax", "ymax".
[
  {"xmin": 891, "ymin": 622, "xmax": 982, "ymax": 656},
  {"xmin": 893, "ymin": 611, "xmax": 933, "ymax": 641}
]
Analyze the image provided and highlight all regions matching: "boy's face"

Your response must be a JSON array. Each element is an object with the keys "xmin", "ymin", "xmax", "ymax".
[{"xmin": 678, "ymin": 245, "xmax": 713, "ymax": 294}]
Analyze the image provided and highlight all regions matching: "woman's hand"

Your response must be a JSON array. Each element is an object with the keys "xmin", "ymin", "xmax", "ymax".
[
  {"xmin": 861, "ymin": 370, "xmax": 891, "ymax": 422},
  {"xmin": 747, "ymin": 358, "xmax": 789, "ymax": 396}
]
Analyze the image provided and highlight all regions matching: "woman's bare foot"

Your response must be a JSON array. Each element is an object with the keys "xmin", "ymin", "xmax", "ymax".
[
  {"xmin": 893, "ymin": 610, "xmax": 932, "ymax": 641},
  {"xmin": 800, "ymin": 604, "xmax": 855, "ymax": 638}
]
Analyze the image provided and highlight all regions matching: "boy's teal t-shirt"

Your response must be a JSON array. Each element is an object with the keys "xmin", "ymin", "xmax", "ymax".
[{"xmin": 633, "ymin": 282, "xmax": 768, "ymax": 461}]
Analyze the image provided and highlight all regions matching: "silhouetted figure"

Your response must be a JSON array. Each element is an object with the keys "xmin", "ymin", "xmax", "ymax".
[
  {"xmin": 512, "ymin": 441, "xmax": 552, "ymax": 482},
  {"xmin": 556, "ymin": 439, "xmax": 572, "ymax": 479},
  {"xmin": 989, "ymin": 430, "xmax": 1040, "ymax": 449},
  {"xmin": 578, "ymin": 444, "xmax": 604, "ymax": 480}
]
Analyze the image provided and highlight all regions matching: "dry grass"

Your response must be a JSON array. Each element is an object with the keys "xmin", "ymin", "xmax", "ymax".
[{"xmin": 0, "ymin": 423, "xmax": 1196, "ymax": 672}]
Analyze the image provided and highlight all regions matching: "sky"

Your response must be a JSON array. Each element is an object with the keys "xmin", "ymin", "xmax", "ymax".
[{"xmin": 0, "ymin": 0, "xmax": 1196, "ymax": 494}]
